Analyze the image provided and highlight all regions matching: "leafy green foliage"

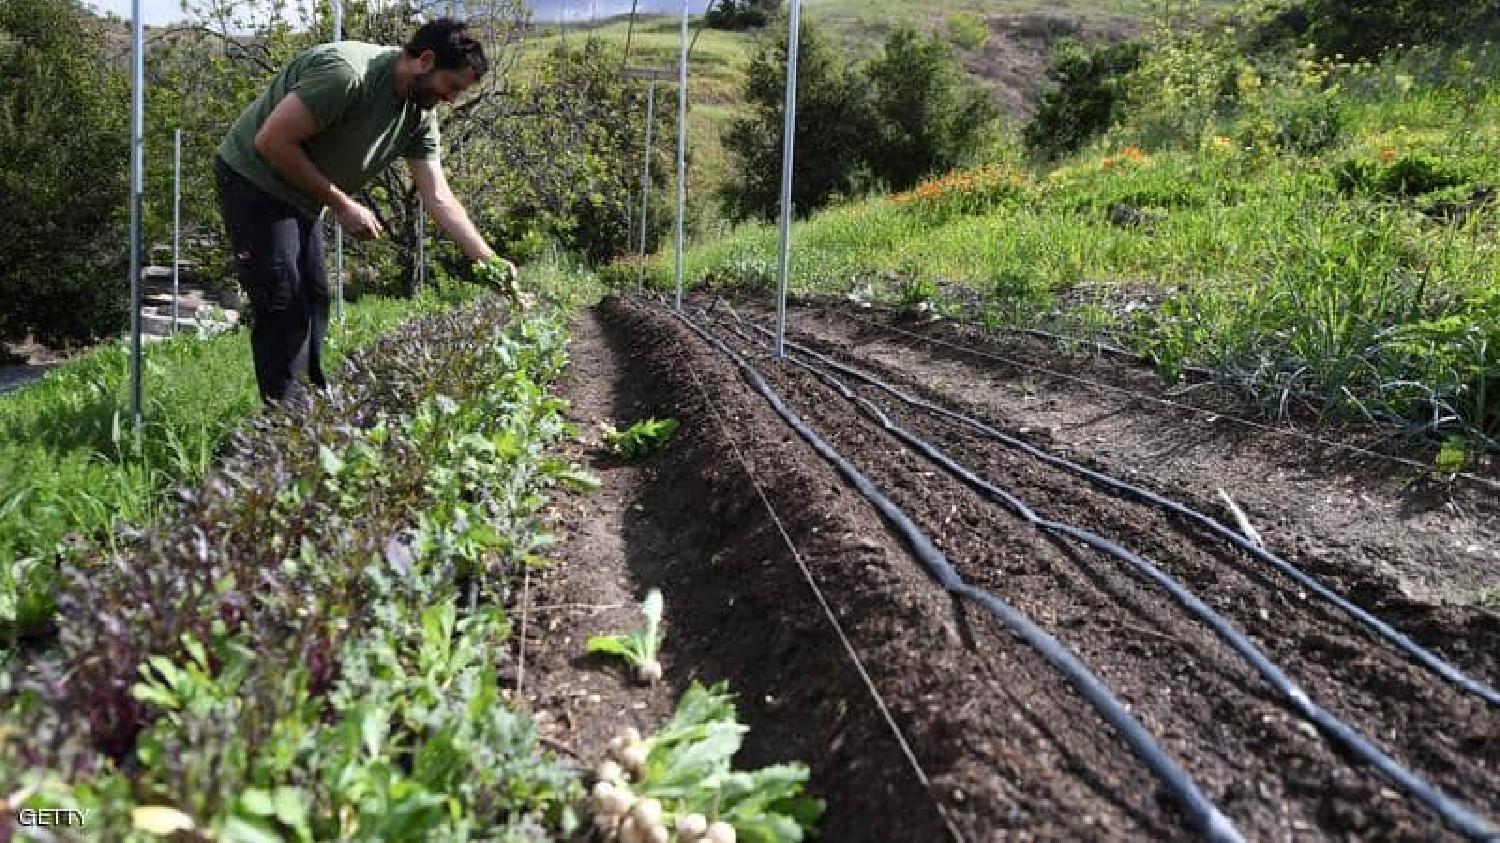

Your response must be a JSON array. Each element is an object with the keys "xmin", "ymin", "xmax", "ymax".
[
  {"xmin": 947, "ymin": 12, "xmax": 989, "ymax": 51},
  {"xmin": 1262, "ymin": 0, "xmax": 1500, "ymax": 60},
  {"xmin": 0, "ymin": 295, "xmax": 423, "ymax": 639},
  {"xmin": 705, "ymin": 0, "xmax": 780, "ymax": 30},
  {"xmin": 1, "ymin": 299, "xmax": 593, "ymax": 836},
  {"xmin": 723, "ymin": 19, "xmax": 1000, "ymax": 221},
  {"xmin": 599, "ymin": 682, "xmax": 824, "ymax": 842},
  {"xmin": 603, "ymin": 417, "xmax": 681, "ymax": 461},
  {"xmin": 721, "ymin": 15, "xmax": 879, "ymax": 222},
  {"xmin": 865, "ymin": 28, "xmax": 1000, "ymax": 193},
  {"xmin": 0, "ymin": 0, "xmax": 129, "ymax": 347},
  {"xmin": 1024, "ymin": 40, "xmax": 1145, "ymax": 161}
]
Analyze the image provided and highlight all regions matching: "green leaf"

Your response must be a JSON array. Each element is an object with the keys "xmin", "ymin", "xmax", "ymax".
[
  {"xmin": 318, "ymin": 445, "xmax": 344, "ymax": 478},
  {"xmin": 238, "ymin": 788, "xmax": 276, "ymax": 817},
  {"xmin": 585, "ymin": 634, "xmax": 638, "ymax": 662},
  {"xmin": 271, "ymin": 786, "xmax": 309, "ymax": 831},
  {"xmin": 221, "ymin": 814, "xmax": 286, "ymax": 843}
]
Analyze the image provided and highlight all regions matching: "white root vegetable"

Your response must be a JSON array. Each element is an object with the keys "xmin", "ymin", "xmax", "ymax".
[
  {"xmin": 594, "ymin": 782, "xmax": 634, "ymax": 817},
  {"xmin": 643, "ymin": 822, "xmax": 670, "ymax": 843},
  {"xmin": 618, "ymin": 742, "xmax": 649, "ymax": 774},
  {"xmin": 597, "ymin": 760, "xmax": 627, "ymax": 783},
  {"xmin": 618, "ymin": 816, "xmax": 645, "ymax": 843},
  {"xmin": 637, "ymin": 659, "xmax": 663, "ymax": 683},
  {"xmin": 594, "ymin": 811, "xmax": 621, "ymax": 838},
  {"xmin": 630, "ymin": 798, "xmax": 663, "ymax": 828},
  {"xmin": 676, "ymin": 812, "xmax": 709, "ymax": 840},
  {"xmin": 623, "ymin": 727, "xmax": 642, "ymax": 743},
  {"xmin": 704, "ymin": 821, "xmax": 737, "ymax": 843}
]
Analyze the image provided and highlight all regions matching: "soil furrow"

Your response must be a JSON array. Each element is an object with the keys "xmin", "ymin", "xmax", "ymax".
[{"xmin": 696, "ymin": 303, "xmax": 1496, "ymax": 839}]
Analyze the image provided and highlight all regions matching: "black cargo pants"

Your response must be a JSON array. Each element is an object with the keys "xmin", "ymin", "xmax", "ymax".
[{"xmin": 214, "ymin": 156, "xmax": 330, "ymax": 406}]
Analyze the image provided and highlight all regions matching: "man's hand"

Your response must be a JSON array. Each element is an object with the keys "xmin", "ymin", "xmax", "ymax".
[
  {"xmin": 334, "ymin": 197, "xmax": 384, "ymax": 241},
  {"xmin": 472, "ymin": 256, "xmax": 524, "ymax": 307}
]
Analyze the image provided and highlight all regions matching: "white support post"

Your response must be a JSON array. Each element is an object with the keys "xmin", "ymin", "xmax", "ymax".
[
  {"xmin": 674, "ymin": 0, "xmax": 688, "ymax": 311},
  {"xmin": 637, "ymin": 79, "xmax": 655, "ymax": 295},
  {"xmin": 774, "ymin": 0, "xmax": 802, "ymax": 360},
  {"xmin": 128, "ymin": 0, "xmax": 144, "ymax": 427},
  {"xmin": 172, "ymin": 128, "xmax": 182, "ymax": 334}
]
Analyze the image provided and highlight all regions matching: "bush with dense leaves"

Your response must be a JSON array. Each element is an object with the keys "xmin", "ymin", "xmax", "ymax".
[
  {"xmin": 722, "ymin": 21, "xmax": 999, "ymax": 221},
  {"xmin": 0, "ymin": 0, "xmax": 130, "ymax": 348},
  {"xmin": 1258, "ymin": 0, "xmax": 1500, "ymax": 60},
  {"xmin": 1023, "ymin": 39, "xmax": 1145, "ymax": 162}
]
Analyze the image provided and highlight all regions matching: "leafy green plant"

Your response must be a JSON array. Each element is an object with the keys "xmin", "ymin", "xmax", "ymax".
[
  {"xmin": 589, "ymin": 682, "xmax": 823, "ymax": 843},
  {"xmin": 947, "ymin": 12, "xmax": 988, "ymax": 50},
  {"xmin": 603, "ymin": 418, "xmax": 681, "ymax": 462},
  {"xmin": 587, "ymin": 589, "xmax": 665, "ymax": 684}
]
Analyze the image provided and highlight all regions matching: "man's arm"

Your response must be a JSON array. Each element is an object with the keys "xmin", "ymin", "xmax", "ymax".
[
  {"xmin": 254, "ymin": 93, "xmax": 383, "ymax": 239},
  {"xmin": 408, "ymin": 157, "xmax": 495, "ymax": 262}
]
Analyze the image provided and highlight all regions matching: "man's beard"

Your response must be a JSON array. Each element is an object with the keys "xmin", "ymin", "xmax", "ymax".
[{"xmin": 409, "ymin": 72, "xmax": 440, "ymax": 109}]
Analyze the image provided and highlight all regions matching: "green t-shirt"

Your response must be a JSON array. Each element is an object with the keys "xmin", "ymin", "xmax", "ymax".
[{"xmin": 217, "ymin": 42, "xmax": 441, "ymax": 218}]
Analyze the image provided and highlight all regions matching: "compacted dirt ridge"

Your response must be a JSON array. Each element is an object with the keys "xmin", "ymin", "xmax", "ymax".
[{"xmin": 530, "ymin": 295, "xmax": 1499, "ymax": 842}]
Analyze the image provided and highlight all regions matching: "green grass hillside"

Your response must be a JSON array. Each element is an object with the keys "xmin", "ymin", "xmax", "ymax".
[
  {"xmin": 629, "ymin": 18, "xmax": 1500, "ymax": 453},
  {"xmin": 529, "ymin": 0, "xmax": 1216, "ymax": 234}
]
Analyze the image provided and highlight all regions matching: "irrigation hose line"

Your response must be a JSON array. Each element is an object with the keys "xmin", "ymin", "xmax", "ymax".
[
  {"xmin": 678, "ymin": 347, "xmax": 966, "ymax": 843},
  {"xmin": 741, "ymin": 313, "xmax": 1500, "ymax": 710},
  {"xmin": 832, "ymin": 308, "xmax": 1500, "ymax": 492},
  {"xmin": 716, "ymin": 318, "xmax": 1499, "ymax": 841},
  {"xmin": 670, "ymin": 306, "xmax": 1245, "ymax": 843}
]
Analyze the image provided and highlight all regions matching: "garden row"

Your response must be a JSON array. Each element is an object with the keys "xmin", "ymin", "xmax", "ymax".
[
  {"xmin": 625, "ymin": 39, "xmax": 1500, "ymax": 453},
  {"xmin": 0, "ymin": 290, "xmax": 820, "ymax": 841}
]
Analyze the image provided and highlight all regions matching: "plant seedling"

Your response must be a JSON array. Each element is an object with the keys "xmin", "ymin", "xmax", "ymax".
[
  {"xmin": 602, "ymin": 418, "xmax": 680, "ymax": 462},
  {"xmin": 588, "ymin": 589, "xmax": 665, "ymax": 684}
]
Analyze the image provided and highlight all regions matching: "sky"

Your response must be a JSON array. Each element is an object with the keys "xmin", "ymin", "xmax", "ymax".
[{"xmin": 85, "ymin": 0, "xmax": 714, "ymax": 27}]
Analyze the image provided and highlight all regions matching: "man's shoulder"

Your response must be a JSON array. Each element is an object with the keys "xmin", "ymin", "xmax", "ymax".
[{"xmin": 319, "ymin": 41, "xmax": 401, "ymax": 73}]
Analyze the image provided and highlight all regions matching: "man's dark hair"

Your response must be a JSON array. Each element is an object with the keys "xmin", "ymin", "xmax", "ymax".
[{"xmin": 405, "ymin": 18, "xmax": 488, "ymax": 76}]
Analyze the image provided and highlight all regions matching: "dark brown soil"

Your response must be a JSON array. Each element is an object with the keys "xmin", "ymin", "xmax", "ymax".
[{"xmin": 529, "ymin": 295, "xmax": 1500, "ymax": 842}]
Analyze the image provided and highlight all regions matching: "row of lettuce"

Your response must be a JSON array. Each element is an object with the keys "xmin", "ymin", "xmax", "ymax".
[
  {"xmin": 621, "ymin": 36, "xmax": 1500, "ymax": 452},
  {"xmin": 1, "ymin": 287, "xmax": 820, "ymax": 840}
]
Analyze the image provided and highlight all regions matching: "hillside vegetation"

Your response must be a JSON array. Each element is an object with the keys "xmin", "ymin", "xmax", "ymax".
[{"xmin": 634, "ymin": 1, "xmax": 1500, "ymax": 454}]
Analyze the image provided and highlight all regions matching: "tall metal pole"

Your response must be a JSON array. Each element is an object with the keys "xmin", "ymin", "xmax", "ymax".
[
  {"xmin": 773, "ymin": 0, "xmax": 802, "ymax": 360},
  {"xmin": 637, "ymin": 79, "xmax": 655, "ymax": 295},
  {"xmin": 172, "ymin": 128, "xmax": 182, "ymax": 334},
  {"xmin": 128, "ymin": 0, "xmax": 144, "ymax": 427},
  {"xmin": 332, "ymin": 0, "xmax": 344, "ymax": 316},
  {"xmin": 674, "ymin": 0, "xmax": 688, "ymax": 311}
]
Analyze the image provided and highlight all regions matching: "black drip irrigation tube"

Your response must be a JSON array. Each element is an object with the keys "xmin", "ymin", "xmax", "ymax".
[
  {"xmin": 713, "ymin": 318, "xmax": 1499, "ymax": 842},
  {"xmin": 734, "ymin": 313, "xmax": 1500, "ymax": 711},
  {"xmin": 669, "ymin": 307, "xmax": 1246, "ymax": 843}
]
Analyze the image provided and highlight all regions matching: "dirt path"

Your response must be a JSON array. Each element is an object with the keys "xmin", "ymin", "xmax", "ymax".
[{"xmin": 532, "ymin": 298, "xmax": 1499, "ymax": 841}]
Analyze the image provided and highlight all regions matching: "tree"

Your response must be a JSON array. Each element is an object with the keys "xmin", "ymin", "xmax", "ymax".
[
  {"xmin": 720, "ymin": 15, "xmax": 878, "ymax": 222},
  {"xmin": 864, "ymin": 27, "xmax": 998, "ymax": 192},
  {"xmin": 0, "ymin": 0, "xmax": 130, "ymax": 347},
  {"xmin": 1023, "ymin": 39, "xmax": 1144, "ymax": 161},
  {"xmin": 705, "ymin": 0, "xmax": 781, "ymax": 31}
]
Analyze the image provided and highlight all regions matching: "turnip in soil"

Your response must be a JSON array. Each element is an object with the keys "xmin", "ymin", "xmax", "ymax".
[{"xmin": 587, "ymin": 589, "xmax": 666, "ymax": 684}]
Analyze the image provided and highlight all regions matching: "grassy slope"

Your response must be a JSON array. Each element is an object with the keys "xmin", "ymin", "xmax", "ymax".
[
  {"xmin": 642, "ymin": 41, "xmax": 1500, "ymax": 445},
  {"xmin": 525, "ymin": 0, "xmax": 1209, "ymax": 232}
]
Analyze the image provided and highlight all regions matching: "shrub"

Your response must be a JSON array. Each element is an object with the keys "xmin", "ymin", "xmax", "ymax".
[
  {"xmin": 721, "ymin": 15, "xmax": 879, "ymax": 221},
  {"xmin": 948, "ymin": 12, "xmax": 989, "ymax": 50},
  {"xmin": 865, "ymin": 27, "xmax": 1001, "ymax": 193},
  {"xmin": 1024, "ymin": 40, "xmax": 1146, "ymax": 161},
  {"xmin": 1263, "ymin": 0, "xmax": 1500, "ymax": 60},
  {"xmin": 0, "ymin": 0, "xmax": 130, "ymax": 347},
  {"xmin": 1334, "ymin": 151, "xmax": 1469, "ymax": 198}
]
